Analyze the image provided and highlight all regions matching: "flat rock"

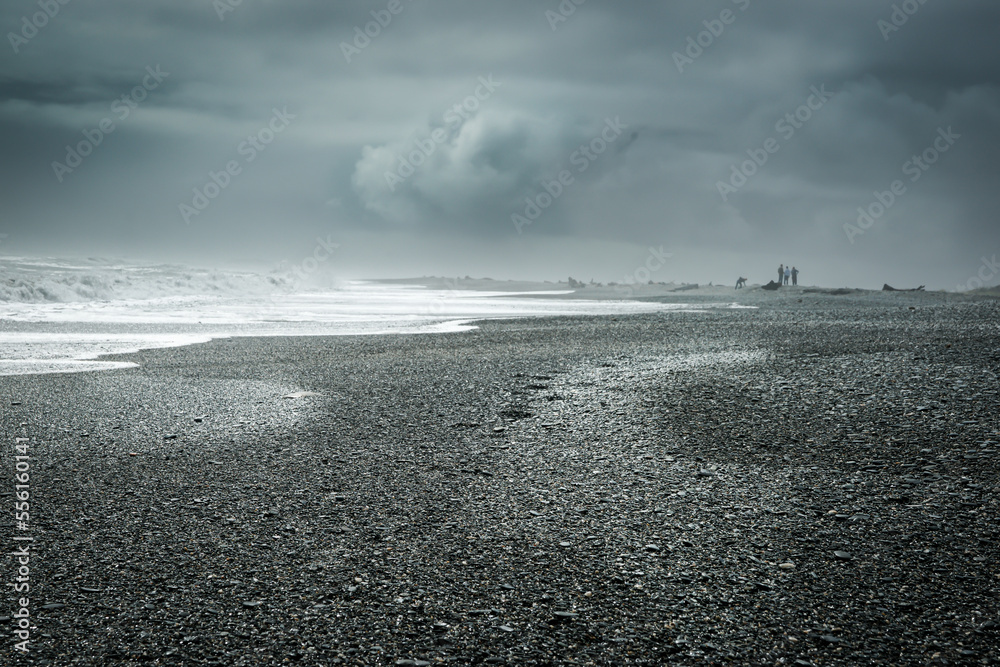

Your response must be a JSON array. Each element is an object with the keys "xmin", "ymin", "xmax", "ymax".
[
  {"xmin": 552, "ymin": 611, "xmax": 579, "ymax": 621},
  {"xmin": 282, "ymin": 391, "xmax": 322, "ymax": 398}
]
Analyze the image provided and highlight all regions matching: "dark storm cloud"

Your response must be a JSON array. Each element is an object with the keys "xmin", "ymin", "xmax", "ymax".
[{"xmin": 0, "ymin": 0, "xmax": 998, "ymax": 287}]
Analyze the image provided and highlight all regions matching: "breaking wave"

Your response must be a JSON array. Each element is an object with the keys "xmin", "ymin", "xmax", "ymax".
[{"xmin": 0, "ymin": 257, "xmax": 323, "ymax": 303}]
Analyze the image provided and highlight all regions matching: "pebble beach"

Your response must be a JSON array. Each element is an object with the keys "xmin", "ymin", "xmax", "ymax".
[{"xmin": 2, "ymin": 291, "xmax": 998, "ymax": 665}]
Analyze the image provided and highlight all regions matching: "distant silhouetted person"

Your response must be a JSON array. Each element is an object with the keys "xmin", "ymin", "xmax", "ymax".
[
  {"xmin": 783, "ymin": 265, "xmax": 791, "ymax": 285},
  {"xmin": 791, "ymin": 266, "xmax": 799, "ymax": 286},
  {"xmin": 735, "ymin": 276, "xmax": 747, "ymax": 289},
  {"xmin": 778, "ymin": 264, "xmax": 784, "ymax": 285}
]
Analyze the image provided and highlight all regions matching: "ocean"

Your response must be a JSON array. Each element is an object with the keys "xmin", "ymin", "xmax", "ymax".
[{"xmin": 0, "ymin": 257, "xmax": 699, "ymax": 376}]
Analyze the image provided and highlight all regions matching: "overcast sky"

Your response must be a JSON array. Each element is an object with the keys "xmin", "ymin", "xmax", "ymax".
[{"xmin": 1, "ymin": 0, "xmax": 998, "ymax": 289}]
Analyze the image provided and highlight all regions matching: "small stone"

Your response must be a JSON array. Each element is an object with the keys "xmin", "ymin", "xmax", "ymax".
[
  {"xmin": 498, "ymin": 625, "xmax": 514, "ymax": 632},
  {"xmin": 163, "ymin": 434, "xmax": 178, "ymax": 440},
  {"xmin": 645, "ymin": 544, "xmax": 660, "ymax": 552},
  {"xmin": 779, "ymin": 562, "xmax": 795, "ymax": 569},
  {"xmin": 833, "ymin": 550, "xmax": 853, "ymax": 560},
  {"xmin": 552, "ymin": 611, "xmax": 578, "ymax": 621},
  {"xmin": 819, "ymin": 635, "xmax": 841, "ymax": 644},
  {"xmin": 242, "ymin": 601, "xmax": 262, "ymax": 608}
]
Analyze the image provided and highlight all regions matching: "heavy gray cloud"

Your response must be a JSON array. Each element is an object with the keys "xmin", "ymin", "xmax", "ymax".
[{"xmin": 1, "ymin": 0, "xmax": 998, "ymax": 288}]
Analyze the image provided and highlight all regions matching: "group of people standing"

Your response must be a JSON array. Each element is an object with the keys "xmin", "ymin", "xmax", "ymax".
[
  {"xmin": 778, "ymin": 264, "xmax": 799, "ymax": 286},
  {"xmin": 735, "ymin": 264, "xmax": 803, "ymax": 289}
]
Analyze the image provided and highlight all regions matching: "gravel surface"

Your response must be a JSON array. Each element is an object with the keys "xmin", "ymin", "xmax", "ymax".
[{"xmin": 1, "ymin": 296, "xmax": 998, "ymax": 665}]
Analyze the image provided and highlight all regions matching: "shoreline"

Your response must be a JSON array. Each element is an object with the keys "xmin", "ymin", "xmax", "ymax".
[
  {"xmin": 0, "ymin": 284, "xmax": 747, "ymax": 377},
  {"xmin": 368, "ymin": 275, "xmax": 1000, "ymax": 300}
]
